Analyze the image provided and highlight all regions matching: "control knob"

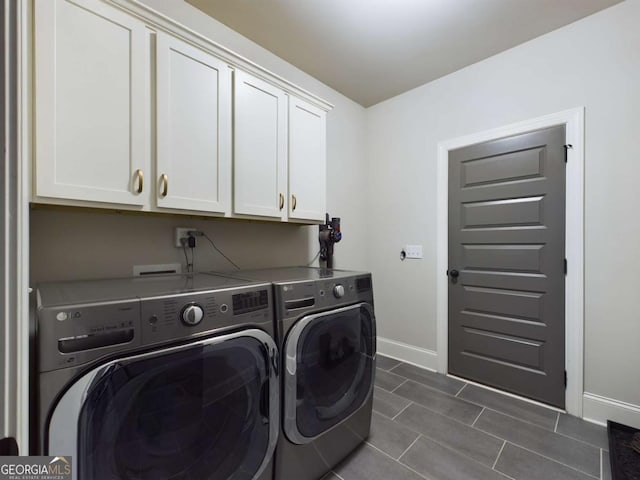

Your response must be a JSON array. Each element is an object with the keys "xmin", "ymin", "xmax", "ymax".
[
  {"xmin": 333, "ymin": 284, "xmax": 345, "ymax": 298},
  {"xmin": 181, "ymin": 304, "xmax": 204, "ymax": 326}
]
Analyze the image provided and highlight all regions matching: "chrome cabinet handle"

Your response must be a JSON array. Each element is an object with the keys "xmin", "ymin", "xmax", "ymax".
[
  {"xmin": 279, "ymin": 193, "xmax": 284, "ymax": 210},
  {"xmin": 134, "ymin": 169, "xmax": 144, "ymax": 194},
  {"xmin": 291, "ymin": 194, "xmax": 297, "ymax": 211},
  {"xmin": 160, "ymin": 174, "xmax": 168, "ymax": 197}
]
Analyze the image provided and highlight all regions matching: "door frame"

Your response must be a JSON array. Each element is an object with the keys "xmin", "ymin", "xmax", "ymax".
[
  {"xmin": 4, "ymin": 0, "xmax": 30, "ymax": 453},
  {"xmin": 436, "ymin": 107, "xmax": 585, "ymax": 417}
]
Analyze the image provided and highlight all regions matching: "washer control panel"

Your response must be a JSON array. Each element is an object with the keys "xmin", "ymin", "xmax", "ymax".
[
  {"xmin": 36, "ymin": 276, "xmax": 274, "ymax": 373},
  {"xmin": 38, "ymin": 299, "xmax": 142, "ymax": 372},
  {"xmin": 140, "ymin": 285, "xmax": 273, "ymax": 344}
]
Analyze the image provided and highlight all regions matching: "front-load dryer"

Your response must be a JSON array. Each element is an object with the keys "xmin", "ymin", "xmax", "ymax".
[
  {"xmin": 223, "ymin": 267, "xmax": 376, "ymax": 480},
  {"xmin": 36, "ymin": 273, "xmax": 279, "ymax": 480}
]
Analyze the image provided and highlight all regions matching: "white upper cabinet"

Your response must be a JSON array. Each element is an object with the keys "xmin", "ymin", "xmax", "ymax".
[
  {"xmin": 30, "ymin": 0, "xmax": 331, "ymax": 223},
  {"xmin": 233, "ymin": 70, "xmax": 288, "ymax": 220},
  {"xmin": 34, "ymin": 0, "xmax": 148, "ymax": 205},
  {"xmin": 156, "ymin": 32, "xmax": 232, "ymax": 214},
  {"xmin": 288, "ymin": 98, "xmax": 327, "ymax": 222}
]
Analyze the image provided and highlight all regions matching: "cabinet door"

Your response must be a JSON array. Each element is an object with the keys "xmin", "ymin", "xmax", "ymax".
[
  {"xmin": 34, "ymin": 0, "xmax": 148, "ymax": 205},
  {"xmin": 233, "ymin": 70, "xmax": 287, "ymax": 220},
  {"xmin": 288, "ymin": 98, "xmax": 327, "ymax": 222},
  {"xmin": 156, "ymin": 32, "xmax": 231, "ymax": 214}
]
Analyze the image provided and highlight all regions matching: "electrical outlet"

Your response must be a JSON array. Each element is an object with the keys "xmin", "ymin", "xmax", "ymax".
[
  {"xmin": 404, "ymin": 244, "xmax": 423, "ymax": 259},
  {"xmin": 175, "ymin": 227, "xmax": 196, "ymax": 247}
]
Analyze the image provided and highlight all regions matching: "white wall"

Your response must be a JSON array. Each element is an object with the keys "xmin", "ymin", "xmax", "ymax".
[
  {"xmin": 30, "ymin": 0, "xmax": 368, "ymax": 283},
  {"xmin": 366, "ymin": 0, "xmax": 640, "ymax": 421}
]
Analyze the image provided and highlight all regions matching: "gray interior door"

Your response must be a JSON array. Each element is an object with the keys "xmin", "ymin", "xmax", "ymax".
[{"xmin": 448, "ymin": 126, "xmax": 566, "ymax": 408}]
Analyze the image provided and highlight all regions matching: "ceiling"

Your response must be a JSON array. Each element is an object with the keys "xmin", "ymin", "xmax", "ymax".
[{"xmin": 186, "ymin": 0, "xmax": 622, "ymax": 107}]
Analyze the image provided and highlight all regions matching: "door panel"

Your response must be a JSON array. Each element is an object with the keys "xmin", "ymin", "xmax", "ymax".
[
  {"xmin": 34, "ymin": 0, "xmax": 148, "ymax": 205},
  {"xmin": 462, "ymin": 196, "xmax": 544, "ymax": 228},
  {"xmin": 156, "ymin": 32, "xmax": 231, "ymax": 214},
  {"xmin": 288, "ymin": 98, "xmax": 326, "ymax": 222},
  {"xmin": 233, "ymin": 71, "xmax": 287, "ymax": 219},
  {"xmin": 462, "ymin": 244, "xmax": 545, "ymax": 272},
  {"xmin": 448, "ymin": 126, "xmax": 566, "ymax": 408}
]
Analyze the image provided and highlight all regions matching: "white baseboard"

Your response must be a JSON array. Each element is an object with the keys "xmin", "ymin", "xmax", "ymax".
[
  {"xmin": 377, "ymin": 337, "xmax": 438, "ymax": 372},
  {"xmin": 583, "ymin": 392, "xmax": 640, "ymax": 429}
]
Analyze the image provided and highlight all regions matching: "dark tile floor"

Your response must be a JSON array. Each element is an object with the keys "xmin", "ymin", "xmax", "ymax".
[{"xmin": 328, "ymin": 356, "xmax": 611, "ymax": 480}]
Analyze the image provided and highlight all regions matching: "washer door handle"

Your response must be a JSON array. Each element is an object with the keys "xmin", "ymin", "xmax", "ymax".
[{"xmin": 259, "ymin": 379, "xmax": 270, "ymax": 424}]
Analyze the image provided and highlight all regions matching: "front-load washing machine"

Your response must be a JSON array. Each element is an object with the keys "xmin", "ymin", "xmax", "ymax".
[
  {"xmin": 36, "ymin": 273, "xmax": 279, "ymax": 480},
  {"xmin": 225, "ymin": 267, "xmax": 376, "ymax": 480}
]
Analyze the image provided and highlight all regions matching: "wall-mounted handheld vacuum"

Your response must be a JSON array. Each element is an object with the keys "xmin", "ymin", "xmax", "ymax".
[{"xmin": 319, "ymin": 214, "xmax": 342, "ymax": 268}]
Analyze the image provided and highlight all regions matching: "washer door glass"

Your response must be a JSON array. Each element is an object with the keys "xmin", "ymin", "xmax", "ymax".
[
  {"xmin": 286, "ymin": 303, "xmax": 375, "ymax": 442},
  {"xmin": 77, "ymin": 334, "xmax": 274, "ymax": 480}
]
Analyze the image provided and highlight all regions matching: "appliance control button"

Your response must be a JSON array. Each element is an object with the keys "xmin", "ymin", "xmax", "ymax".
[
  {"xmin": 181, "ymin": 304, "xmax": 204, "ymax": 326},
  {"xmin": 148, "ymin": 315, "xmax": 158, "ymax": 325},
  {"xmin": 220, "ymin": 304, "xmax": 229, "ymax": 314},
  {"xmin": 333, "ymin": 284, "xmax": 345, "ymax": 298},
  {"xmin": 56, "ymin": 312, "xmax": 68, "ymax": 322}
]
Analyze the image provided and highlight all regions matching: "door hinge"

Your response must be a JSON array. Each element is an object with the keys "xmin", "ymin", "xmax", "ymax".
[
  {"xmin": 564, "ymin": 370, "xmax": 567, "ymax": 388},
  {"xmin": 564, "ymin": 144, "xmax": 573, "ymax": 163},
  {"xmin": 564, "ymin": 258, "xmax": 567, "ymax": 275}
]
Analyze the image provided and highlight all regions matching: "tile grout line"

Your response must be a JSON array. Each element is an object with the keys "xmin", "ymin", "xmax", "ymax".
[
  {"xmin": 397, "ymin": 433, "xmax": 422, "ymax": 461},
  {"xmin": 553, "ymin": 429, "xmax": 608, "ymax": 450},
  {"xmin": 471, "ymin": 407, "xmax": 485, "ymax": 427},
  {"xmin": 391, "ymin": 401, "xmax": 413, "ymax": 421},
  {"xmin": 477, "ymin": 406, "xmax": 607, "ymax": 451},
  {"xmin": 470, "ymin": 405, "xmax": 564, "ymax": 434},
  {"xmin": 473, "ymin": 416, "xmax": 601, "ymax": 477},
  {"xmin": 492, "ymin": 440, "xmax": 507, "ymax": 470},
  {"xmin": 364, "ymin": 441, "xmax": 431, "ymax": 480},
  {"xmin": 387, "ymin": 363, "xmax": 401, "ymax": 375},
  {"xmin": 386, "ymin": 361, "xmax": 402, "ymax": 372},
  {"xmin": 399, "ymin": 426, "xmax": 516, "ymax": 480},
  {"xmin": 449, "ymin": 374, "xmax": 565, "ymax": 414},
  {"xmin": 494, "ymin": 465, "xmax": 518, "ymax": 480},
  {"xmin": 380, "ymin": 365, "xmax": 601, "ymax": 478},
  {"xmin": 390, "ymin": 378, "xmax": 408, "ymax": 393},
  {"xmin": 492, "ymin": 441, "xmax": 601, "ymax": 479},
  {"xmin": 600, "ymin": 449, "xmax": 603, "ymax": 480}
]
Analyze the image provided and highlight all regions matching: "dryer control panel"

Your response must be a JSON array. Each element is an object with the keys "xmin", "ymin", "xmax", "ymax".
[{"xmin": 276, "ymin": 273, "xmax": 374, "ymax": 321}]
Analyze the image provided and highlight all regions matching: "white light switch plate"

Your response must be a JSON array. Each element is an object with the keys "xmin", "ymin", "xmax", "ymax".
[{"xmin": 404, "ymin": 244, "xmax": 423, "ymax": 259}]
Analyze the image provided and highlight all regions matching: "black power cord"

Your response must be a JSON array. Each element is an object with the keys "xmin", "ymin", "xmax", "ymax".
[
  {"xmin": 307, "ymin": 251, "xmax": 321, "ymax": 266},
  {"xmin": 181, "ymin": 238, "xmax": 194, "ymax": 273},
  {"xmin": 188, "ymin": 231, "xmax": 240, "ymax": 270}
]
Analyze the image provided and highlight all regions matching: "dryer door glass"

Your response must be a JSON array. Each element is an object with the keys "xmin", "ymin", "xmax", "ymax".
[
  {"xmin": 287, "ymin": 303, "xmax": 375, "ymax": 441},
  {"xmin": 77, "ymin": 334, "xmax": 274, "ymax": 480}
]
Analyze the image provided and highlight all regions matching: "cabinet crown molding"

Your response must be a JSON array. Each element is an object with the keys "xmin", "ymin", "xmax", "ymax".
[{"xmin": 109, "ymin": 0, "xmax": 334, "ymax": 112}]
